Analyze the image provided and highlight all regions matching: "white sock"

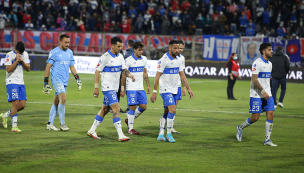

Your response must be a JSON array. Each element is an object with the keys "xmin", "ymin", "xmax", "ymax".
[
  {"xmin": 167, "ymin": 118, "xmax": 173, "ymax": 134},
  {"xmin": 11, "ymin": 114, "xmax": 18, "ymax": 128},
  {"xmin": 265, "ymin": 119, "xmax": 273, "ymax": 141},
  {"xmin": 134, "ymin": 107, "xmax": 146, "ymax": 119},
  {"xmin": 4, "ymin": 109, "xmax": 11, "ymax": 118},
  {"xmin": 240, "ymin": 117, "xmax": 253, "ymax": 130},
  {"xmin": 89, "ymin": 115, "xmax": 104, "ymax": 132},
  {"xmin": 172, "ymin": 115, "xmax": 176, "ymax": 129},
  {"xmin": 113, "ymin": 117, "xmax": 124, "ymax": 138},
  {"xmin": 159, "ymin": 117, "xmax": 166, "ymax": 135},
  {"xmin": 127, "ymin": 109, "xmax": 135, "ymax": 130}
]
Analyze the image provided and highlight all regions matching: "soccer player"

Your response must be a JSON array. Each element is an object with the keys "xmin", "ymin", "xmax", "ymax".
[
  {"xmin": 87, "ymin": 36, "xmax": 135, "ymax": 141},
  {"xmin": 158, "ymin": 40, "xmax": 187, "ymax": 134},
  {"xmin": 150, "ymin": 40, "xmax": 194, "ymax": 143},
  {"xmin": 120, "ymin": 41, "xmax": 150, "ymax": 135},
  {"xmin": 236, "ymin": 42, "xmax": 277, "ymax": 146},
  {"xmin": 1, "ymin": 41, "xmax": 30, "ymax": 132},
  {"xmin": 43, "ymin": 34, "xmax": 82, "ymax": 131}
]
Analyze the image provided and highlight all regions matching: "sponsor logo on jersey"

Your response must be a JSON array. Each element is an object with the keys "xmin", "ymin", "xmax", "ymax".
[
  {"xmin": 252, "ymin": 68, "xmax": 256, "ymax": 71},
  {"xmin": 60, "ymin": 61, "xmax": 70, "ymax": 64},
  {"xmin": 157, "ymin": 65, "xmax": 161, "ymax": 68},
  {"xmin": 5, "ymin": 58, "xmax": 9, "ymax": 62}
]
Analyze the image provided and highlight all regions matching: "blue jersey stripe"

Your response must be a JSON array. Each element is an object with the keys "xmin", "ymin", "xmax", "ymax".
[
  {"xmin": 11, "ymin": 60, "xmax": 22, "ymax": 66},
  {"xmin": 258, "ymin": 72, "xmax": 271, "ymax": 78},
  {"xmin": 103, "ymin": 65, "xmax": 122, "ymax": 72},
  {"xmin": 128, "ymin": 66, "xmax": 145, "ymax": 73},
  {"xmin": 163, "ymin": 67, "xmax": 179, "ymax": 74}
]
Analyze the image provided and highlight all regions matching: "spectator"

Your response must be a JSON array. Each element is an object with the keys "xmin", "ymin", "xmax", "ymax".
[
  {"xmin": 153, "ymin": 11, "xmax": 162, "ymax": 34},
  {"xmin": 148, "ymin": 6, "xmax": 155, "ymax": 16},
  {"xmin": 40, "ymin": 24, "xmax": 47, "ymax": 31},
  {"xmin": 172, "ymin": 19, "xmax": 184, "ymax": 35},
  {"xmin": 190, "ymin": 3, "xmax": 200, "ymax": 20},
  {"xmin": 24, "ymin": 20, "xmax": 34, "ymax": 30},
  {"xmin": 69, "ymin": 3, "xmax": 78, "ymax": 17},
  {"xmin": 37, "ymin": 11, "xmax": 43, "ymax": 27},
  {"xmin": 230, "ymin": 12, "xmax": 239, "ymax": 36},
  {"xmin": 90, "ymin": 0, "xmax": 98, "ymax": 10},
  {"xmin": 216, "ymin": 2, "xmax": 223, "ymax": 13},
  {"xmin": 276, "ymin": 22, "xmax": 286, "ymax": 37},
  {"xmin": 46, "ymin": 13, "xmax": 54, "ymax": 28},
  {"xmin": 12, "ymin": 1, "xmax": 20, "ymax": 13},
  {"xmin": 208, "ymin": 1, "xmax": 214, "ymax": 15},
  {"xmin": 223, "ymin": 24, "xmax": 231, "ymax": 35},
  {"xmin": 79, "ymin": 0, "xmax": 88, "ymax": 8},
  {"xmin": 137, "ymin": 0, "xmax": 146, "ymax": 14},
  {"xmin": 256, "ymin": 4, "xmax": 264, "ymax": 25},
  {"xmin": 187, "ymin": 21, "xmax": 196, "ymax": 35},
  {"xmin": 246, "ymin": 19, "xmax": 255, "ymax": 30},
  {"xmin": 218, "ymin": 11, "xmax": 227, "ymax": 34},
  {"xmin": 275, "ymin": 10, "xmax": 283, "ymax": 29},
  {"xmin": 121, "ymin": 11, "xmax": 127, "ymax": 23},
  {"xmin": 147, "ymin": 17, "xmax": 155, "ymax": 34},
  {"xmin": 180, "ymin": 10, "xmax": 192, "ymax": 32},
  {"xmin": 171, "ymin": 0, "xmax": 182, "ymax": 11},
  {"xmin": 201, "ymin": 4, "xmax": 208, "ymax": 17},
  {"xmin": 158, "ymin": 5, "xmax": 166, "ymax": 16},
  {"xmin": 8, "ymin": 11, "xmax": 18, "ymax": 28},
  {"xmin": 161, "ymin": 15, "xmax": 170, "ymax": 35},
  {"xmin": 269, "ymin": 28, "xmax": 276, "ymax": 37},
  {"xmin": 148, "ymin": 0, "xmax": 157, "ymax": 9},
  {"xmin": 87, "ymin": 13, "xmax": 98, "ymax": 31},
  {"xmin": 24, "ymin": 0, "xmax": 32, "ymax": 11},
  {"xmin": 245, "ymin": 23, "xmax": 255, "ymax": 36},
  {"xmin": 65, "ymin": 16, "xmax": 77, "ymax": 31},
  {"xmin": 255, "ymin": 30, "xmax": 265, "ymax": 37},
  {"xmin": 60, "ymin": 18, "xmax": 67, "ymax": 31},
  {"xmin": 212, "ymin": 10, "xmax": 220, "ymax": 21},
  {"xmin": 119, "ymin": 19, "xmax": 131, "ymax": 33},
  {"xmin": 143, "ymin": 10, "xmax": 152, "ymax": 33},
  {"xmin": 20, "ymin": 11, "xmax": 32, "ymax": 27},
  {"xmin": 135, "ymin": 14, "xmax": 144, "ymax": 34},
  {"xmin": 49, "ymin": 24, "xmax": 57, "ymax": 31},
  {"xmin": 181, "ymin": 0, "xmax": 191, "ymax": 11},
  {"xmin": 3, "ymin": 0, "xmax": 10, "ymax": 14},
  {"xmin": 290, "ymin": 6, "xmax": 297, "ymax": 33},
  {"xmin": 243, "ymin": 6, "xmax": 251, "ymax": 20},
  {"xmin": 128, "ymin": 6, "xmax": 137, "ymax": 17},
  {"xmin": 195, "ymin": 15, "xmax": 204, "ymax": 35},
  {"xmin": 0, "ymin": 11, "xmax": 8, "ymax": 29},
  {"xmin": 204, "ymin": 14, "xmax": 213, "ymax": 34},
  {"xmin": 263, "ymin": 8, "xmax": 270, "ymax": 29},
  {"xmin": 239, "ymin": 13, "xmax": 248, "ymax": 35},
  {"xmin": 262, "ymin": 26, "xmax": 270, "ymax": 37},
  {"xmin": 212, "ymin": 17, "xmax": 220, "ymax": 35},
  {"xmin": 56, "ymin": 13, "xmax": 62, "ymax": 28},
  {"xmin": 229, "ymin": 2, "xmax": 237, "ymax": 13},
  {"xmin": 77, "ymin": 16, "xmax": 85, "ymax": 31},
  {"xmin": 108, "ymin": 20, "xmax": 119, "ymax": 33}
]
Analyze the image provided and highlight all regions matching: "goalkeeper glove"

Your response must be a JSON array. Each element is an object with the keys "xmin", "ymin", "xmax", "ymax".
[
  {"xmin": 43, "ymin": 77, "xmax": 51, "ymax": 94},
  {"xmin": 74, "ymin": 74, "xmax": 82, "ymax": 91}
]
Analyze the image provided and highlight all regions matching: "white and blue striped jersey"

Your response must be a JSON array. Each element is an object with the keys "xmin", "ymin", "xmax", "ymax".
[
  {"xmin": 177, "ymin": 54, "xmax": 186, "ymax": 87},
  {"xmin": 46, "ymin": 47, "xmax": 75, "ymax": 86},
  {"xmin": 96, "ymin": 50, "xmax": 126, "ymax": 92},
  {"xmin": 5, "ymin": 50, "xmax": 30, "ymax": 85},
  {"xmin": 157, "ymin": 52, "xmax": 183, "ymax": 94},
  {"xmin": 125, "ymin": 54, "xmax": 147, "ymax": 91},
  {"xmin": 250, "ymin": 56, "xmax": 272, "ymax": 98}
]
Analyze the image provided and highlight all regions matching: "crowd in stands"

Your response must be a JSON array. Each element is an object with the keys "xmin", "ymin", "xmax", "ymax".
[{"xmin": 0, "ymin": 0, "xmax": 304, "ymax": 38}]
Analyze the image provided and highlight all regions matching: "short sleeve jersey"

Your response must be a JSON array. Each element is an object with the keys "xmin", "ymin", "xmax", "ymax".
[
  {"xmin": 250, "ymin": 56, "xmax": 272, "ymax": 98},
  {"xmin": 157, "ymin": 52, "xmax": 183, "ymax": 94},
  {"xmin": 125, "ymin": 54, "xmax": 148, "ymax": 91},
  {"xmin": 177, "ymin": 54, "xmax": 186, "ymax": 87},
  {"xmin": 46, "ymin": 47, "xmax": 75, "ymax": 86},
  {"xmin": 5, "ymin": 50, "xmax": 30, "ymax": 85},
  {"xmin": 96, "ymin": 50, "xmax": 126, "ymax": 92}
]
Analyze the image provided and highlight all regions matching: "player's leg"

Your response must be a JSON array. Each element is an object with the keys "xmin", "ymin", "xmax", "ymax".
[
  {"xmin": 111, "ymin": 102, "xmax": 130, "ymax": 141},
  {"xmin": 172, "ymin": 89, "xmax": 182, "ymax": 134},
  {"xmin": 87, "ymin": 104, "xmax": 110, "ymax": 139},
  {"xmin": 263, "ymin": 97, "xmax": 277, "ymax": 146},
  {"xmin": 47, "ymin": 95, "xmax": 59, "ymax": 131},
  {"xmin": 166, "ymin": 104, "xmax": 177, "ymax": 142},
  {"xmin": 133, "ymin": 90, "xmax": 147, "ymax": 119},
  {"xmin": 157, "ymin": 108, "xmax": 168, "ymax": 142},
  {"xmin": 236, "ymin": 97, "xmax": 262, "ymax": 142},
  {"xmin": 126, "ymin": 105, "xmax": 138, "ymax": 134},
  {"xmin": 278, "ymin": 78, "xmax": 286, "ymax": 107},
  {"xmin": 9, "ymin": 100, "xmax": 21, "ymax": 132}
]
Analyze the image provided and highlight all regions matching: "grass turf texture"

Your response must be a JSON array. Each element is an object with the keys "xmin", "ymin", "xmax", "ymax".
[{"xmin": 0, "ymin": 70, "xmax": 304, "ymax": 173}]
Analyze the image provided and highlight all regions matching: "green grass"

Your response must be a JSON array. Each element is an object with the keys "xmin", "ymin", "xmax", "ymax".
[{"xmin": 0, "ymin": 70, "xmax": 304, "ymax": 173}]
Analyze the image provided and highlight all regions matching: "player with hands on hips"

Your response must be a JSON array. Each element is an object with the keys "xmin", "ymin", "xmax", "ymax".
[
  {"xmin": 1, "ymin": 41, "xmax": 30, "ymax": 132},
  {"xmin": 87, "ymin": 37, "xmax": 135, "ymax": 142},
  {"xmin": 150, "ymin": 40, "xmax": 194, "ymax": 143},
  {"xmin": 120, "ymin": 41, "xmax": 150, "ymax": 135},
  {"xmin": 44, "ymin": 34, "xmax": 82, "ymax": 131}
]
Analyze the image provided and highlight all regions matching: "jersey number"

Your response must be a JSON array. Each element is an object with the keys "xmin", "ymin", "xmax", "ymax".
[
  {"xmin": 169, "ymin": 98, "xmax": 173, "ymax": 103},
  {"xmin": 251, "ymin": 106, "xmax": 259, "ymax": 112}
]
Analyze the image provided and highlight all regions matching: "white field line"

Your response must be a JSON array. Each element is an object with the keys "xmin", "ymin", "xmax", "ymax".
[{"xmin": 13, "ymin": 101, "xmax": 303, "ymax": 118}]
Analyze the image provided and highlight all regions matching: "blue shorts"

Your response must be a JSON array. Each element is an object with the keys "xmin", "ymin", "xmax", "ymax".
[
  {"xmin": 6, "ymin": 84, "xmax": 27, "ymax": 102},
  {"xmin": 249, "ymin": 96, "xmax": 275, "ymax": 113},
  {"xmin": 102, "ymin": 90, "xmax": 118, "ymax": 106},
  {"xmin": 126, "ymin": 90, "xmax": 147, "ymax": 105},
  {"xmin": 175, "ymin": 87, "xmax": 182, "ymax": 100},
  {"xmin": 53, "ymin": 83, "xmax": 67, "ymax": 96},
  {"xmin": 160, "ymin": 93, "xmax": 177, "ymax": 109}
]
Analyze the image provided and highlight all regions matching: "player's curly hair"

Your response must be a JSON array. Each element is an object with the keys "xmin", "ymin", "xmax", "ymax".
[
  {"xmin": 133, "ymin": 41, "xmax": 144, "ymax": 50},
  {"xmin": 259, "ymin": 42, "xmax": 272, "ymax": 55}
]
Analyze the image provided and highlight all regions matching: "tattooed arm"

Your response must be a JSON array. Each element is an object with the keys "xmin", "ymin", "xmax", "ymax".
[
  {"xmin": 143, "ymin": 68, "xmax": 150, "ymax": 94},
  {"xmin": 252, "ymin": 74, "xmax": 269, "ymax": 99},
  {"xmin": 122, "ymin": 68, "xmax": 135, "ymax": 82}
]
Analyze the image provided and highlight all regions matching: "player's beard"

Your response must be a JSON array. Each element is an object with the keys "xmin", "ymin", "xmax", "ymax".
[{"xmin": 267, "ymin": 53, "xmax": 272, "ymax": 59}]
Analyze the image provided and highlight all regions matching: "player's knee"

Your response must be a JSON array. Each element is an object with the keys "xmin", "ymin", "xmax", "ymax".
[
  {"xmin": 170, "ymin": 106, "xmax": 176, "ymax": 114},
  {"xmin": 252, "ymin": 116, "xmax": 260, "ymax": 122},
  {"xmin": 59, "ymin": 99, "xmax": 66, "ymax": 105},
  {"xmin": 140, "ymin": 105, "xmax": 147, "ymax": 110}
]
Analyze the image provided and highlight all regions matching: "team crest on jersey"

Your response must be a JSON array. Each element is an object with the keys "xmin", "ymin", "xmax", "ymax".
[
  {"xmin": 252, "ymin": 68, "xmax": 256, "ymax": 71},
  {"xmin": 158, "ymin": 61, "xmax": 161, "ymax": 64},
  {"xmin": 253, "ymin": 64, "xmax": 256, "ymax": 67},
  {"xmin": 111, "ymin": 61, "xmax": 113, "ymax": 63}
]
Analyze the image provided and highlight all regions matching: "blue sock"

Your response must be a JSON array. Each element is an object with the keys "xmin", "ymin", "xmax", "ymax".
[
  {"xmin": 113, "ymin": 117, "xmax": 121, "ymax": 123},
  {"xmin": 247, "ymin": 117, "xmax": 253, "ymax": 124},
  {"xmin": 167, "ymin": 112, "xmax": 174, "ymax": 119},
  {"xmin": 162, "ymin": 113, "xmax": 168, "ymax": 119},
  {"xmin": 95, "ymin": 114, "xmax": 104, "ymax": 122},
  {"xmin": 58, "ymin": 104, "xmax": 65, "ymax": 125},
  {"xmin": 138, "ymin": 107, "xmax": 146, "ymax": 113},
  {"xmin": 48, "ymin": 104, "xmax": 58, "ymax": 124}
]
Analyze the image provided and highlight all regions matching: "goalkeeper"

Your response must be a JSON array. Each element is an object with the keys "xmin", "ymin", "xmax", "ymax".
[{"xmin": 43, "ymin": 34, "xmax": 82, "ymax": 131}]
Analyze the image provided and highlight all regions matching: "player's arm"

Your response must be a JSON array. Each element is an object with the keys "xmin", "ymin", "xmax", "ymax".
[
  {"xmin": 43, "ymin": 63, "xmax": 52, "ymax": 94},
  {"xmin": 19, "ymin": 54, "xmax": 30, "ymax": 72},
  {"xmin": 6, "ymin": 60, "xmax": 19, "ymax": 73},
  {"xmin": 143, "ymin": 68, "xmax": 150, "ymax": 94},
  {"xmin": 150, "ymin": 71, "xmax": 162, "ymax": 103},
  {"xmin": 122, "ymin": 68, "xmax": 135, "ymax": 82},
  {"xmin": 70, "ymin": 65, "xmax": 82, "ymax": 91},
  {"xmin": 252, "ymin": 74, "xmax": 269, "ymax": 99},
  {"xmin": 93, "ymin": 69, "xmax": 101, "ymax": 98},
  {"xmin": 179, "ymin": 71, "xmax": 193, "ymax": 99},
  {"xmin": 120, "ymin": 70, "xmax": 126, "ymax": 97}
]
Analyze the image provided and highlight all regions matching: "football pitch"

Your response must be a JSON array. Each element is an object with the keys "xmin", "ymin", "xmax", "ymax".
[{"xmin": 0, "ymin": 70, "xmax": 304, "ymax": 173}]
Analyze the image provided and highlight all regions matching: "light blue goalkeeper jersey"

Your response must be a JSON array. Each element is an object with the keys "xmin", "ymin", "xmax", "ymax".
[{"xmin": 46, "ymin": 46, "xmax": 75, "ymax": 86}]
